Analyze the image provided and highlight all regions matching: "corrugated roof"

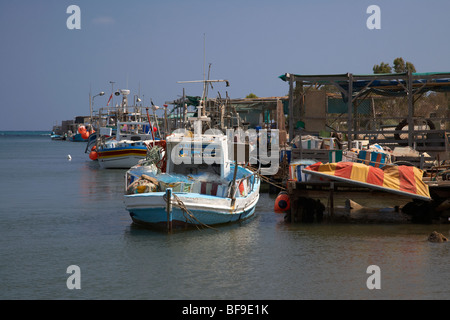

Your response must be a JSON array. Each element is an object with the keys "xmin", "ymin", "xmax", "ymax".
[{"xmin": 279, "ymin": 72, "xmax": 450, "ymax": 97}]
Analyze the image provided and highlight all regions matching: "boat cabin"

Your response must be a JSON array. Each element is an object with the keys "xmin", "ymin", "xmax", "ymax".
[
  {"xmin": 116, "ymin": 121, "xmax": 158, "ymax": 142},
  {"xmin": 165, "ymin": 128, "xmax": 231, "ymax": 180}
]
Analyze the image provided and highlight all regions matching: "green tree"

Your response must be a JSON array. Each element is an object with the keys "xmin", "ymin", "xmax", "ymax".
[
  {"xmin": 393, "ymin": 57, "xmax": 405, "ymax": 73},
  {"xmin": 245, "ymin": 93, "xmax": 258, "ymax": 99},
  {"xmin": 405, "ymin": 62, "xmax": 416, "ymax": 73},
  {"xmin": 393, "ymin": 57, "xmax": 416, "ymax": 73},
  {"xmin": 373, "ymin": 62, "xmax": 392, "ymax": 74},
  {"xmin": 373, "ymin": 58, "xmax": 416, "ymax": 74}
]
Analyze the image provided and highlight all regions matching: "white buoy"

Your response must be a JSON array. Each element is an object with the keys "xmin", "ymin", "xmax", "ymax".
[{"xmin": 67, "ymin": 154, "xmax": 72, "ymax": 161}]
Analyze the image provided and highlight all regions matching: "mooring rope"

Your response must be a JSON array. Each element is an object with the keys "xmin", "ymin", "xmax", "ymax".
[
  {"xmin": 163, "ymin": 193, "xmax": 218, "ymax": 231},
  {"xmin": 245, "ymin": 165, "xmax": 286, "ymax": 191}
]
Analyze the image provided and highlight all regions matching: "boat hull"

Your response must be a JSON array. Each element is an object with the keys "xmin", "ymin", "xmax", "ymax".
[
  {"xmin": 69, "ymin": 133, "xmax": 88, "ymax": 142},
  {"xmin": 124, "ymin": 188, "xmax": 260, "ymax": 230},
  {"xmin": 98, "ymin": 147, "xmax": 147, "ymax": 169}
]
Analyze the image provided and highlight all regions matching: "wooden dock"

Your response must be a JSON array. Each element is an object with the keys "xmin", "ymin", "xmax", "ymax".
[{"xmin": 283, "ymin": 179, "xmax": 450, "ymax": 224}]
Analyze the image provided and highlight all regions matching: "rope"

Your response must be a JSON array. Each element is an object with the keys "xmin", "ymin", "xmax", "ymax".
[
  {"xmin": 244, "ymin": 165, "xmax": 286, "ymax": 191},
  {"xmin": 163, "ymin": 193, "xmax": 218, "ymax": 231},
  {"xmin": 259, "ymin": 173, "xmax": 286, "ymax": 191}
]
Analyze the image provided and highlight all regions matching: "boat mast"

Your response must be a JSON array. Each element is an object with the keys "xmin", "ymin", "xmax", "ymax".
[
  {"xmin": 176, "ymin": 35, "xmax": 229, "ymax": 129},
  {"xmin": 202, "ymin": 33, "xmax": 206, "ymax": 110}
]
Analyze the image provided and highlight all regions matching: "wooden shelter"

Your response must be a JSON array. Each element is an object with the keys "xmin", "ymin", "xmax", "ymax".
[{"xmin": 280, "ymin": 71, "xmax": 450, "ymax": 159}]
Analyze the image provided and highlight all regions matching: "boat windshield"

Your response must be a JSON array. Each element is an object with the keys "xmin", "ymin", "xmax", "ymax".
[{"xmin": 119, "ymin": 123, "xmax": 151, "ymax": 135}]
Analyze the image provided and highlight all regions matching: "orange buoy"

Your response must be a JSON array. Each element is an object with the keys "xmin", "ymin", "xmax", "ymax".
[
  {"xmin": 274, "ymin": 191, "xmax": 290, "ymax": 213},
  {"xmin": 78, "ymin": 126, "xmax": 86, "ymax": 134},
  {"xmin": 81, "ymin": 131, "xmax": 90, "ymax": 140},
  {"xmin": 91, "ymin": 145, "xmax": 97, "ymax": 151},
  {"xmin": 89, "ymin": 151, "xmax": 98, "ymax": 160}
]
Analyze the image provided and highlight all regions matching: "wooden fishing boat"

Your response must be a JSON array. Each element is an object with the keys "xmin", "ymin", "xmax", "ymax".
[
  {"xmin": 96, "ymin": 121, "xmax": 162, "ymax": 169},
  {"xmin": 89, "ymin": 89, "xmax": 163, "ymax": 169},
  {"xmin": 123, "ymin": 122, "xmax": 260, "ymax": 231}
]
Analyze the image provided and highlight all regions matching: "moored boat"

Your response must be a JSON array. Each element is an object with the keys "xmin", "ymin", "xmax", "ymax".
[
  {"xmin": 123, "ymin": 123, "xmax": 260, "ymax": 231},
  {"xmin": 69, "ymin": 132, "xmax": 89, "ymax": 142},
  {"xmin": 89, "ymin": 89, "xmax": 163, "ymax": 168},
  {"xmin": 70, "ymin": 125, "xmax": 93, "ymax": 142},
  {"xmin": 50, "ymin": 131, "xmax": 66, "ymax": 140},
  {"xmin": 96, "ymin": 121, "xmax": 162, "ymax": 169}
]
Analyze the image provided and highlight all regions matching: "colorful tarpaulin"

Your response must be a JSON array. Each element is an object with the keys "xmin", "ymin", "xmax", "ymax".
[
  {"xmin": 303, "ymin": 162, "xmax": 431, "ymax": 201},
  {"xmin": 356, "ymin": 150, "xmax": 388, "ymax": 168},
  {"xmin": 289, "ymin": 163, "xmax": 310, "ymax": 182}
]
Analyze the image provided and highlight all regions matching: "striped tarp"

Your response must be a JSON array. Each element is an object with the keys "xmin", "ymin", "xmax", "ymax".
[
  {"xmin": 356, "ymin": 150, "xmax": 388, "ymax": 168},
  {"xmin": 303, "ymin": 162, "xmax": 431, "ymax": 201},
  {"xmin": 289, "ymin": 164, "xmax": 310, "ymax": 182}
]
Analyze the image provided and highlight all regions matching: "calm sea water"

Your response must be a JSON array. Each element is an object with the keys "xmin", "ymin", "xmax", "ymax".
[{"xmin": 0, "ymin": 132, "xmax": 449, "ymax": 300}]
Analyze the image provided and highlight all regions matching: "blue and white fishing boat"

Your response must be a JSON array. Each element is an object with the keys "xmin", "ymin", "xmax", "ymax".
[
  {"xmin": 123, "ymin": 119, "xmax": 260, "ymax": 231},
  {"xmin": 50, "ymin": 131, "xmax": 66, "ymax": 140}
]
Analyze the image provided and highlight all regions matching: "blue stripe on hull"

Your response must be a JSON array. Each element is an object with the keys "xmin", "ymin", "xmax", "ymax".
[{"xmin": 129, "ymin": 204, "xmax": 256, "ymax": 230}]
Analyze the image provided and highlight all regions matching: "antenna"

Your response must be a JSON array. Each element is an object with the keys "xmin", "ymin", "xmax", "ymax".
[
  {"xmin": 203, "ymin": 33, "xmax": 206, "ymax": 82},
  {"xmin": 202, "ymin": 33, "xmax": 206, "ymax": 102}
]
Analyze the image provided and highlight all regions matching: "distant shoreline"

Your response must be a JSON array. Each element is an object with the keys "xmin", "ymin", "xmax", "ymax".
[{"xmin": 0, "ymin": 131, "xmax": 51, "ymax": 136}]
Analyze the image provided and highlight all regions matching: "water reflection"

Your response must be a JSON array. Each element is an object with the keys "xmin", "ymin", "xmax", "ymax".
[
  {"xmin": 78, "ymin": 160, "xmax": 127, "ymax": 201},
  {"xmin": 268, "ymin": 223, "xmax": 450, "ymax": 299}
]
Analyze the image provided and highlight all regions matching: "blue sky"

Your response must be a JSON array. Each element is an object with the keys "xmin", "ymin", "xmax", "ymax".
[{"xmin": 1, "ymin": 0, "xmax": 450, "ymax": 130}]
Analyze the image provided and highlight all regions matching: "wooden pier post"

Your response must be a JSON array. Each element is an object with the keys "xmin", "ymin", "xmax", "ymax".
[
  {"xmin": 230, "ymin": 161, "xmax": 239, "ymax": 207},
  {"xmin": 166, "ymin": 188, "xmax": 173, "ymax": 232},
  {"xmin": 287, "ymin": 181, "xmax": 298, "ymax": 223},
  {"xmin": 329, "ymin": 181, "xmax": 335, "ymax": 219}
]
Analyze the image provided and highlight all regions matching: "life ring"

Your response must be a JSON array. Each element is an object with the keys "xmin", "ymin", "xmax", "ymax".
[{"xmin": 394, "ymin": 118, "xmax": 435, "ymax": 146}]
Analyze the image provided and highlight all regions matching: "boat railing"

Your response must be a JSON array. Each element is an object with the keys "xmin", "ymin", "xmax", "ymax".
[
  {"xmin": 126, "ymin": 168, "xmax": 259, "ymax": 199},
  {"xmin": 230, "ymin": 171, "xmax": 259, "ymax": 198}
]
